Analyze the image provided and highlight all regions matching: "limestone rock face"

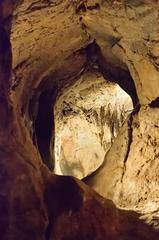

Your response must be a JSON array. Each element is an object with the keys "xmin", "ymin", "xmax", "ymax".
[
  {"xmin": 53, "ymin": 71, "xmax": 132, "ymax": 179},
  {"xmin": 86, "ymin": 106, "xmax": 159, "ymax": 229},
  {"xmin": 11, "ymin": 0, "xmax": 89, "ymax": 117},
  {"xmin": 82, "ymin": 0, "xmax": 159, "ymax": 104}
]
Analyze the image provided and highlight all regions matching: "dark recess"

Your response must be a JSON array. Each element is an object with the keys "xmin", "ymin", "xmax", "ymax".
[
  {"xmin": 87, "ymin": 42, "xmax": 139, "ymax": 107},
  {"xmin": 44, "ymin": 176, "xmax": 83, "ymax": 239},
  {"xmin": 150, "ymin": 97, "xmax": 159, "ymax": 108},
  {"xmin": 33, "ymin": 89, "xmax": 56, "ymax": 170}
]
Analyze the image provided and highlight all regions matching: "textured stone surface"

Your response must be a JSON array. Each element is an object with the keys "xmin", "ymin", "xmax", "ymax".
[
  {"xmin": 53, "ymin": 71, "xmax": 132, "ymax": 179},
  {"xmin": 43, "ymin": 172, "xmax": 159, "ymax": 240},
  {"xmin": 11, "ymin": 0, "xmax": 89, "ymax": 115},
  {"xmin": 86, "ymin": 106, "xmax": 159, "ymax": 229},
  {"xmin": 81, "ymin": 0, "xmax": 159, "ymax": 104}
]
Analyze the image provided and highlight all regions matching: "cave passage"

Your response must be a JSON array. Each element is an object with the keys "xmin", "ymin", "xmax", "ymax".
[
  {"xmin": 30, "ymin": 42, "xmax": 137, "ymax": 176},
  {"xmin": 53, "ymin": 74, "xmax": 133, "ymax": 179},
  {"xmin": 32, "ymin": 69, "xmax": 133, "ymax": 179}
]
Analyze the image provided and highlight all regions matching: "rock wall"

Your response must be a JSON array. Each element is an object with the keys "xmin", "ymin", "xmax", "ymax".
[
  {"xmin": 86, "ymin": 106, "xmax": 159, "ymax": 229},
  {"xmin": 81, "ymin": 0, "xmax": 159, "ymax": 105},
  {"xmin": 53, "ymin": 71, "xmax": 132, "ymax": 179},
  {"xmin": 80, "ymin": 0, "xmax": 159, "ymax": 228}
]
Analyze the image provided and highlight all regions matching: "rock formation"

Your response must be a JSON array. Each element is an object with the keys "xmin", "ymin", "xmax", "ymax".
[
  {"xmin": 0, "ymin": 0, "xmax": 159, "ymax": 239},
  {"xmin": 53, "ymin": 70, "xmax": 132, "ymax": 179},
  {"xmin": 86, "ymin": 106, "xmax": 159, "ymax": 229}
]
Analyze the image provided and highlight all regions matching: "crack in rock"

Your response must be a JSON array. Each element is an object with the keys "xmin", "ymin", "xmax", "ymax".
[{"xmin": 121, "ymin": 112, "xmax": 133, "ymax": 183}]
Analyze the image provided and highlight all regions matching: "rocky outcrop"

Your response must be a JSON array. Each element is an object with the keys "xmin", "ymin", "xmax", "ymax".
[
  {"xmin": 10, "ymin": 0, "xmax": 91, "ymax": 168},
  {"xmin": 53, "ymin": 70, "xmax": 132, "ymax": 179},
  {"xmin": 81, "ymin": 0, "xmax": 159, "ymax": 105},
  {"xmin": 86, "ymin": 105, "xmax": 159, "ymax": 229},
  {"xmin": 80, "ymin": 0, "xmax": 159, "ymax": 230},
  {"xmin": 0, "ymin": 0, "xmax": 158, "ymax": 239},
  {"xmin": 11, "ymin": 0, "xmax": 89, "ymax": 115},
  {"xmin": 43, "ymin": 173, "xmax": 159, "ymax": 240}
]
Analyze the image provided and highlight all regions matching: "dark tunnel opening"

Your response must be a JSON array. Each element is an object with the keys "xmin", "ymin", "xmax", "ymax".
[{"xmin": 34, "ymin": 90, "xmax": 55, "ymax": 170}]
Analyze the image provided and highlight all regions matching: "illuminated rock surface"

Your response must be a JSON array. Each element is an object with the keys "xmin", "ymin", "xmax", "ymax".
[{"xmin": 54, "ymin": 71, "xmax": 132, "ymax": 179}]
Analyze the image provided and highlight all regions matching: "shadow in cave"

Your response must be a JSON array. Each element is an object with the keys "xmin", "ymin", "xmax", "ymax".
[
  {"xmin": 150, "ymin": 97, "xmax": 159, "ymax": 108},
  {"xmin": 33, "ymin": 89, "xmax": 56, "ymax": 170},
  {"xmin": 43, "ymin": 175, "xmax": 159, "ymax": 240}
]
